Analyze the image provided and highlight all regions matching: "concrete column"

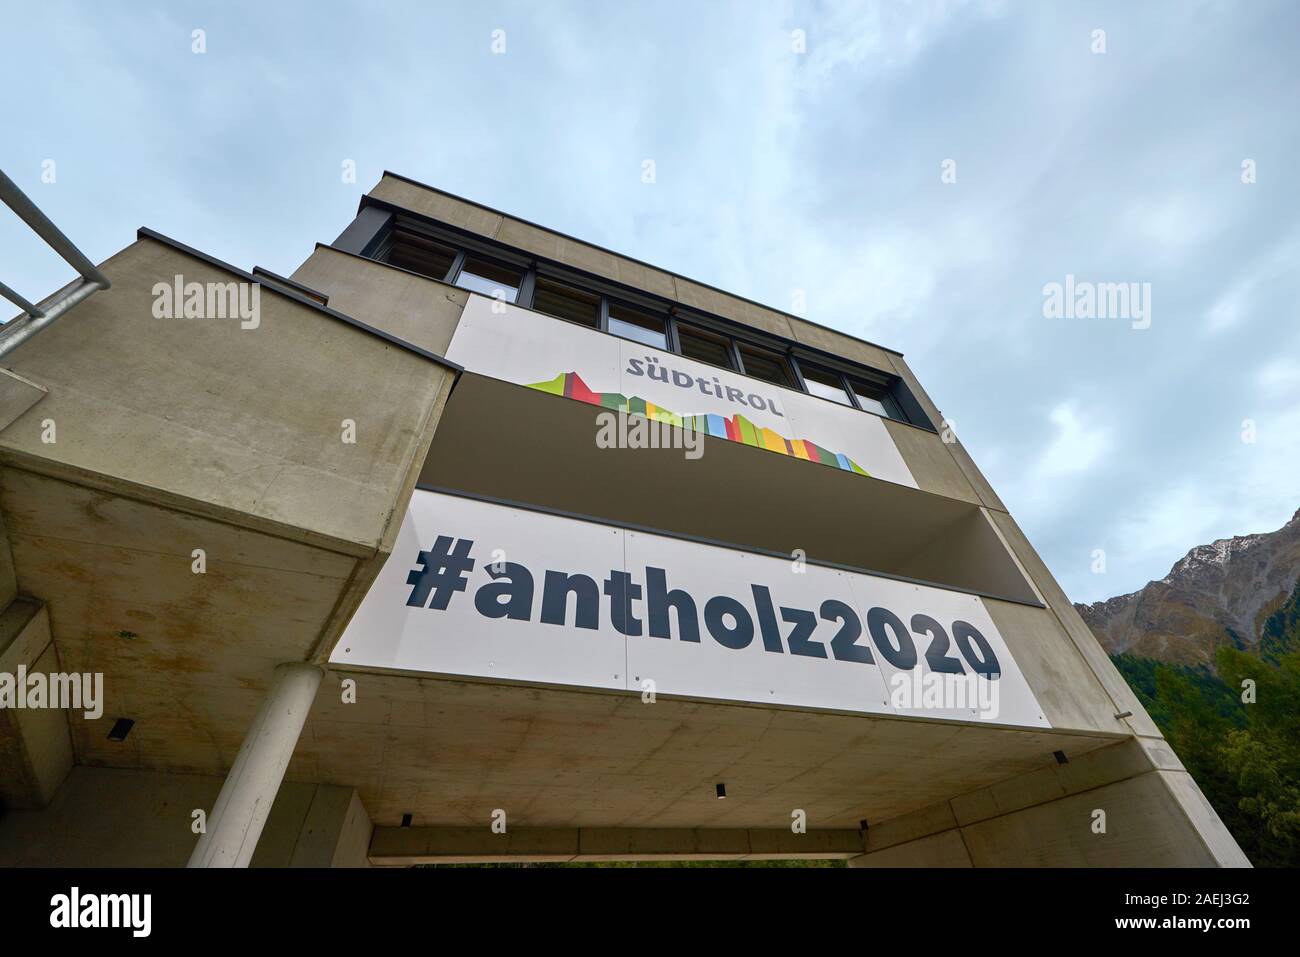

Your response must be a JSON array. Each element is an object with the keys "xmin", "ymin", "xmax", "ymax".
[{"xmin": 188, "ymin": 662, "xmax": 323, "ymax": 868}]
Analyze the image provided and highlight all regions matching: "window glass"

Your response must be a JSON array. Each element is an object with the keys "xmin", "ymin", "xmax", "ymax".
[
  {"xmin": 849, "ymin": 380, "xmax": 890, "ymax": 417},
  {"xmin": 677, "ymin": 323, "xmax": 736, "ymax": 370},
  {"xmin": 737, "ymin": 344, "xmax": 796, "ymax": 389},
  {"xmin": 455, "ymin": 258, "xmax": 523, "ymax": 302},
  {"xmin": 608, "ymin": 302, "xmax": 668, "ymax": 350},
  {"xmin": 385, "ymin": 230, "xmax": 456, "ymax": 281},
  {"xmin": 532, "ymin": 277, "xmax": 600, "ymax": 327},
  {"xmin": 801, "ymin": 365, "xmax": 853, "ymax": 405}
]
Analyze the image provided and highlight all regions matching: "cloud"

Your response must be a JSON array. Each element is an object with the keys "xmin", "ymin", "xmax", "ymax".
[
  {"xmin": 3, "ymin": 0, "xmax": 1297, "ymax": 608},
  {"xmin": 1035, "ymin": 402, "xmax": 1111, "ymax": 478}
]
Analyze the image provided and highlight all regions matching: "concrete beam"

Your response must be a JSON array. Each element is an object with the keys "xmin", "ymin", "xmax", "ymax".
[
  {"xmin": 0, "ymin": 767, "xmax": 370, "ymax": 867},
  {"xmin": 847, "ymin": 739, "xmax": 1251, "ymax": 868},
  {"xmin": 288, "ymin": 786, "xmax": 373, "ymax": 868},
  {"xmin": 368, "ymin": 827, "xmax": 866, "ymax": 865},
  {"xmin": 0, "ymin": 368, "xmax": 46, "ymax": 434}
]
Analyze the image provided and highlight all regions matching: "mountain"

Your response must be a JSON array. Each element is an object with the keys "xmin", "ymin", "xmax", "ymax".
[{"xmin": 1076, "ymin": 508, "xmax": 1300, "ymax": 667}]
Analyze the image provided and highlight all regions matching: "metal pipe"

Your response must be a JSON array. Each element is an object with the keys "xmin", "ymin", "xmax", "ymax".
[
  {"xmin": 0, "ymin": 278, "xmax": 102, "ymax": 358},
  {"xmin": 0, "ymin": 278, "xmax": 44, "ymax": 318},
  {"xmin": 0, "ymin": 168, "xmax": 110, "ymax": 289}
]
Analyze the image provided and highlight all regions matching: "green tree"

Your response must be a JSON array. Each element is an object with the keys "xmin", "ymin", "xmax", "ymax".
[
  {"xmin": 1110, "ymin": 644, "xmax": 1300, "ymax": 866},
  {"xmin": 1214, "ymin": 647, "xmax": 1300, "ymax": 865}
]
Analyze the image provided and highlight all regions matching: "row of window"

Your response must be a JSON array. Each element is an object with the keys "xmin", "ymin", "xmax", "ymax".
[{"xmin": 379, "ymin": 225, "xmax": 905, "ymax": 421}]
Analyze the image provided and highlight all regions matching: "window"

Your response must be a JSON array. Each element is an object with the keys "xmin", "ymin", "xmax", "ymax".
[
  {"xmin": 800, "ymin": 364, "xmax": 853, "ymax": 406},
  {"xmin": 386, "ymin": 229, "xmax": 457, "ymax": 281},
  {"xmin": 454, "ymin": 258, "xmax": 524, "ymax": 302},
  {"xmin": 607, "ymin": 302, "xmax": 668, "ymax": 350},
  {"xmin": 849, "ymin": 379, "xmax": 891, "ymax": 417},
  {"xmin": 737, "ymin": 344, "xmax": 796, "ymax": 390},
  {"xmin": 362, "ymin": 215, "xmax": 924, "ymax": 428},
  {"xmin": 531, "ymin": 277, "xmax": 600, "ymax": 328},
  {"xmin": 677, "ymin": 323, "xmax": 736, "ymax": 370}
]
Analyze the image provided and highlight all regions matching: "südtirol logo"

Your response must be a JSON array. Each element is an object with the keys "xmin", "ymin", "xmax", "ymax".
[
  {"xmin": 626, "ymin": 354, "xmax": 785, "ymax": 416},
  {"xmin": 530, "ymin": 366, "xmax": 874, "ymax": 476}
]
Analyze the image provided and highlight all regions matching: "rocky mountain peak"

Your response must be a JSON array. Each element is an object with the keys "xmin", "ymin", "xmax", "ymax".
[{"xmin": 1075, "ymin": 508, "xmax": 1300, "ymax": 667}]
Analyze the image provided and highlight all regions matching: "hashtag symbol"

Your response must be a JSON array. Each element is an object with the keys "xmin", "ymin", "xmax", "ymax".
[{"xmin": 406, "ymin": 536, "xmax": 476, "ymax": 609}]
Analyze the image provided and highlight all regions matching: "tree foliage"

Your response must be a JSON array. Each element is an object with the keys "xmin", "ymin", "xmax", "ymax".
[{"xmin": 1110, "ymin": 582, "xmax": 1300, "ymax": 866}]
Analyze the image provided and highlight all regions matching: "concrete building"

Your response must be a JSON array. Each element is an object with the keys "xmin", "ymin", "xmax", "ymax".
[{"xmin": 0, "ymin": 172, "xmax": 1249, "ymax": 867}]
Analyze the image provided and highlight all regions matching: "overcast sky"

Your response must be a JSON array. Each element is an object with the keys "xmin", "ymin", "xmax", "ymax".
[{"xmin": 3, "ymin": 1, "xmax": 1297, "ymax": 604}]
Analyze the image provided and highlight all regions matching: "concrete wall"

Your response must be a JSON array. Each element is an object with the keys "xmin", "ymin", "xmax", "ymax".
[
  {"xmin": 0, "ymin": 766, "xmax": 370, "ymax": 867},
  {"xmin": 848, "ymin": 739, "xmax": 1250, "ymax": 867},
  {"xmin": 0, "ymin": 601, "xmax": 73, "ymax": 809},
  {"xmin": 290, "ymin": 245, "xmax": 469, "ymax": 357},
  {"xmin": 0, "ymin": 235, "xmax": 455, "ymax": 557},
  {"xmin": 369, "ymin": 826, "xmax": 865, "ymax": 865}
]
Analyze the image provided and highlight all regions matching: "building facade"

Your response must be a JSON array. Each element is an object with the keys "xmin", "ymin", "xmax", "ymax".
[{"xmin": 0, "ymin": 173, "xmax": 1248, "ymax": 866}]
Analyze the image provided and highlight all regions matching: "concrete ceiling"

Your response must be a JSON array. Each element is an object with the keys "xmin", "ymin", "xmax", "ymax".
[
  {"xmin": 301, "ymin": 668, "xmax": 1119, "ymax": 829},
  {"xmin": 0, "ymin": 466, "xmax": 350, "ymax": 774}
]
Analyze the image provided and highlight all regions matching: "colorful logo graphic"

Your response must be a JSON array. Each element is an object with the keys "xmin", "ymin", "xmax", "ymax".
[{"xmin": 528, "ymin": 371, "xmax": 871, "ymax": 476}]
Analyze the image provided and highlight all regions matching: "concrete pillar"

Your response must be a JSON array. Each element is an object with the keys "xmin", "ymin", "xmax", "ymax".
[
  {"xmin": 188, "ymin": 662, "xmax": 323, "ymax": 868},
  {"xmin": 0, "ymin": 601, "xmax": 73, "ymax": 810}
]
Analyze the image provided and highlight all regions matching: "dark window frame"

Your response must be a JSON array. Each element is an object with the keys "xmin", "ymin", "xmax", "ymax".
[
  {"xmin": 448, "ymin": 253, "xmax": 529, "ymax": 304},
  {"xmin": 734, "ymin": 340, "xmax": 799, "ymax": 391},
  {"xmin": 675, "ymin": 319, "xmax": 739, "ymax": 372},
  {"xmin": 529, "ymin": 274, "xmax": 601, "ymax": 329},
  {"xmin": 351, "ymin": 209, "xmax": 927, "ymax": 429},
  {"xmin": 605, "ymin": 297, "xmax": 671, "ymax": 350},
  {"xmin": 793, "ymin": 359, "xmax": 855, "ymax": 407}
]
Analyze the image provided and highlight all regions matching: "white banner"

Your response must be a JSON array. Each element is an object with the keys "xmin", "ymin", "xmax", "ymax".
[
  {"xmin": 334, "ymin": 491, "xmax": 1049, "ymax": 728},
  {"xmin": 445, "ymin": 295, "xmax": 918, "ymax": 489}
]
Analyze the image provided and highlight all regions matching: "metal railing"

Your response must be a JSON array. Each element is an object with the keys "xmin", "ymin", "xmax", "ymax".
[{"xmin": 0, "ymin": 167, "xmax": 110, "ymax": 358}]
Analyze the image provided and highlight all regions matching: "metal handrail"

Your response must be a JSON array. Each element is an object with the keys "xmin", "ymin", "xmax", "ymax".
[{"xmin": 0, "ymin": 167, "xmax": 110, "ymax": 358}]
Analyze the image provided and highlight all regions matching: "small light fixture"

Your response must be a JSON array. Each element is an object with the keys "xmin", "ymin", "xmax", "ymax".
[
  {"xmin": 400, "ymin": 813, "xmax": 413, "ymax": 828},
  {"xmin": 715, "ymin": 783, "xmax": 726, "ymax": 800},
  {"xmin": 859, "ymin": 819, "xmax": 870, "ymax": 832},
  {"xmin": 107, "ymin": 718, "xmax": 135, "ymax": 742},
  {"xmin": 1053, "ymin": 750, "xmax": 1069, "ymax": 765}
]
